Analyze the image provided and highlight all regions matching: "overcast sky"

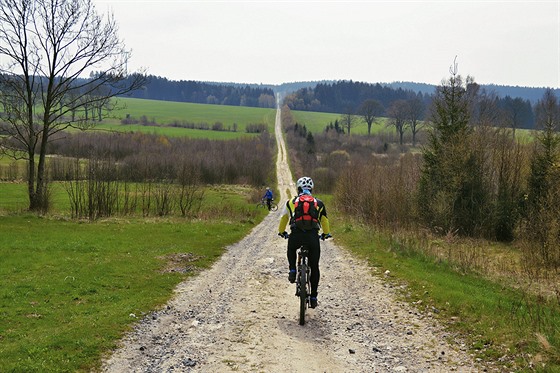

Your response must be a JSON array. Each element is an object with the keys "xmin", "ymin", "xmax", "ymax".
[{"xmin": 92, "ymin": 0, "xmax": 560, "ymax": 89}]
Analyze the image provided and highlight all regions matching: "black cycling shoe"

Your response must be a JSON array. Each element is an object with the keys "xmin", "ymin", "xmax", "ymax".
[
  {"xmin": 288, "ymin": 270, "xmax": 296, "ymax": 283},
  {"xmin": 310, "ymin": 297, "xmax": 318, "ymax": 308}
]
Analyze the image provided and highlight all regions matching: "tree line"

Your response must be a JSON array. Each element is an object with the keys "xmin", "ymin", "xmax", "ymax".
[
  {"xmin": 124, "ymin": 75, "xmax": 276, "ymax": 108},
  {"xmin": 284, "ymin": 69, "xmax": 560, "ymax": 271},
  {"xmin": 284, "ymin": 80, "xmax": 536, "ymax": 130}
]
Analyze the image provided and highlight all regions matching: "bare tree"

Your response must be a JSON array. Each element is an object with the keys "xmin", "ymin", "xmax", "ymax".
[
  {"xmin": 340, "ymin": 106, "xmax": 357, "ymax": 135},
  {"xmin": 387, "ymin": 99, "xmax": 408, "ymax": 145},
  {"xmin": 358, "ymin": 99, "xmax": 384, "ymax": 135},
  {"xmin": 0, "ymin": 0, "xmax": 145, "ymax": 212},
  {"xmin": 470, "ymin": 87, "xmax": 501, "ymax": 128},
  {"xmin": 406, "ymin": 97, "xmax": 424, "ymax": 146},
  {"xmin": 504, "ymin": 96, "xmax": 527, "ymax": 138}
]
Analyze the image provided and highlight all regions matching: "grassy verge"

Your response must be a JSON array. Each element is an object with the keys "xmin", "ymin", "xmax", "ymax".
[
  {"xmin": 0, "ymin": 187, "xmax": 267, "ymax": 372},
  {"xmin": 331, "ymin": 215, "xmax": 560, "ymax": 372}
]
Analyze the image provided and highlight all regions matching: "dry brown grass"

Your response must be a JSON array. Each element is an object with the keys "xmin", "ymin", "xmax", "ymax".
[
  {"xmin": 158, "ymin": 252, "xmax": 201, "ymax": 274},
  {"xmin": 399, "ymin": 229, "xmax": 560, "ymax": 302}
]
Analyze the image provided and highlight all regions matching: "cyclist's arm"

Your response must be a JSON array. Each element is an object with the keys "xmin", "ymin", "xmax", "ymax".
[
  {"xmin": 278, "ymin": 200, "xmax": 292, "ymax": 233},
  {"xmin": 317, "ymin": 201, "xmax": 331, "ymax": 235},
  {"xmin": 278, "ymin": 213, "xmax": 289, "ymax": 233},
  {"xmin": 320, "ymin": 215, "xmax": 330, "ymax": 235}
]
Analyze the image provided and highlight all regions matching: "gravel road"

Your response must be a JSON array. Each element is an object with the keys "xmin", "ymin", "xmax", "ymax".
[{"xmin": 100, "ymin": 107, "xmax": 482, "ymax": 372}]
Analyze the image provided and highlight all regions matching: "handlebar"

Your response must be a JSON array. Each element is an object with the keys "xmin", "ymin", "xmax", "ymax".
[
  {"xmin": 278, "ymin": 232, "xmax": 332, "ymax": 241},
  {"xmin": 320, "ymin": 233, "xmax": 332, "ymax": 241}
]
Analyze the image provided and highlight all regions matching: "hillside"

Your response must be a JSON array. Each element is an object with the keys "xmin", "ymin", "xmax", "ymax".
[
  {"xmin": 384, "ymin": 81, "xmax": 559, "ymax": 104},
  {"xmin": 122, "ymin": 76, "xmax": 557, "ymax": 111},
  {"xmin": 100, "ymin": 106, "xmax": 482, "ymax": 373}
]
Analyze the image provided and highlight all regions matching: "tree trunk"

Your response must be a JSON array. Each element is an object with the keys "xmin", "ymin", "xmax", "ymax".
[
  {"xmin": 29, "ymin": 125, "xmax": 51, "ymax": 212},
  {"xmin": 27, "ymin": 153, "xmax": 38, "ymax": 210}
]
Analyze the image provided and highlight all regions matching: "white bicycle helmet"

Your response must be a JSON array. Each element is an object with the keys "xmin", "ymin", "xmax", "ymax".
[{"xmin": 296, "ymin": 176, "xmax": 314, "ymax": 191}]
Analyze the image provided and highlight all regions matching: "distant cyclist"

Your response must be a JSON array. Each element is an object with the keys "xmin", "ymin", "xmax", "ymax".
[
  {"xmin": 263, "ymin": 187, "xmax": 274, "ymax": 211},
  {"xmin": 278, "ymin": 176, "xmax": 331, "ymax": 308}
]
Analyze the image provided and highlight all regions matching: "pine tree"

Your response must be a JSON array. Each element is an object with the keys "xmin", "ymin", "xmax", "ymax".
[
  {"xmin": 523, "ymin": 89, "xmax": 560, "ymax": 266},
  {"xmin": 418, "ymin": 65, "xmax": 485, "ymax": 235}
]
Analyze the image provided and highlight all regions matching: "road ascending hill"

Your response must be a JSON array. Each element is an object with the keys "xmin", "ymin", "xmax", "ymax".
[{"xmin": 101, "ymin": 105, "xmax": 481, "ymax": 372}]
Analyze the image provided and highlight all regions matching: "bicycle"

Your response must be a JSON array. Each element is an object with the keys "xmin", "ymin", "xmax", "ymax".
[
  {"xmin": 281, "ymin": 233, "xmax": 331, "ymax": 325},
  {"xmin": 256, "ymin": 198, "xmax": 278, "ymax": 211},
  {"xmin": 295, "ymin": 244, "xmax": 311, "ymax": 325}
]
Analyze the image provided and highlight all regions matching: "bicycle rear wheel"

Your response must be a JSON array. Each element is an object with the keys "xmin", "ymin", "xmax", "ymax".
[{"xmin": 299, "ymin": 263, "xmax": 307, "ymax": 325}]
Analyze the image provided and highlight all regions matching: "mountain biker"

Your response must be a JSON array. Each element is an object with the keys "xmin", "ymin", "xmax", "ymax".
[
  {"xmin": 278, "ymin": 176, "xmax": 331, "ymax": 308},
  {"xmin": 263, "ymin": 187, "xmax": 274, "ymax": 211}
]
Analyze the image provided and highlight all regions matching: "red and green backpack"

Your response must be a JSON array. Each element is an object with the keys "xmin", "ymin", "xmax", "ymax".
[{"xmin": 291, "ymin": 194, "xmax": 320, "ymax": 230}]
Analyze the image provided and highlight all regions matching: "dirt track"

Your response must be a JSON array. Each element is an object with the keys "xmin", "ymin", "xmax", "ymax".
[{"xmin": 101, "ymin": 107, "xmax": 481, "ymax": 372}]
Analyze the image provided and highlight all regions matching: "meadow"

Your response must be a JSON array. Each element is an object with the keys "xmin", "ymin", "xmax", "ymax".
[
  {"xmin": 290, "ymin": 107, "xmax": 535, "ymax": 142},
  {"xmin": 2, "ymin": 98, "xmax": 557, "ymax": 371},
  {"xmin": 291, "ymin": 109, "xmax": 389, "ymax": 135},
  {"xmin": 0, "ymin": 181, "xmax": 66, "ymax": 212},
  {"xmin": 0, "ymin": 185, "xmax": 267, "ymax": 372},
  {"xmin": 95, "ymin": 98, "xmax": 277, "ymax": 139},
  {"xmin": 1, "ymin": 96, "xmax": 276, "ymax": 371},
  {"xmin": 0, "ymin": 99, "xmax": 278, "ymax": 183}
]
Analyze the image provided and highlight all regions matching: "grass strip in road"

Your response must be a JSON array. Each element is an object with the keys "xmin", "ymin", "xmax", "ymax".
[
  {"xmin": 0, "ymin": 209, "xmax": 264, "ymax": 372},
  {"xmin": 332, "ymin": 218, "xmax": 560, "ymax": 372}
]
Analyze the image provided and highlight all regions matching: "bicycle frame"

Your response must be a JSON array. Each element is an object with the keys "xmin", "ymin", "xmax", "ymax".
[
  {"xmin": 257, "ymin": 199, "xmax": 278, "ymax": 211},
  {"xmin": 296, "ymin": 245, "xmax": 311, "ymax": 326},
  {"xmin": 281, "ymin": 234, "xmax": 328, "ymax": 325}
]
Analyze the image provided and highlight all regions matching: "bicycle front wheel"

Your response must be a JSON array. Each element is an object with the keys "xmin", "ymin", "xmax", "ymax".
[
  {"xmin": 270, "ymin": 203, "xmax": 278, "ymax": 211},
  {"xmin": 299, "ymin": 263, "xmax": 307, "ymax": 325}
]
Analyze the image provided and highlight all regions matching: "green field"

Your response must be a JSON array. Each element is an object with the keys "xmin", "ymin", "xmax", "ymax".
[
  {"xmin": 0, "ymin": 182, "xmax": 43, "ymax": 212},
  {"xmin": 290, "ymin": 109, "xmax": 535, "ymax": 141},
  {"xmin": 0, "ymin": 181, "xmax": 263, "ymax": 216},
  {"xmin": 0, "ymin": 184, "xmax": 267, "ymax": 372},
  {"xmin": 91, "ymin": 123, "xmax": 256, "ymax": 139},
  {"xmin": 93, "ymin": 98, "xmax": 276, "ymax": 139},
  {"xmin": 291, "ymin": 109, "xmax": 390, "ymax": 135},
  {"xmin": 1, "ymin": 100, "xmax": 279, "ymax": 182}
]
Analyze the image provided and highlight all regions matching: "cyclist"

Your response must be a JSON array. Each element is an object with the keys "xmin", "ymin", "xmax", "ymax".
[
  {"xmin": 278, "ymin": 176, "xmax": 331, "ymax": 308},
  {"xmin": 263, "ymin": 187, "xmax": 274, "ymax": 211}
]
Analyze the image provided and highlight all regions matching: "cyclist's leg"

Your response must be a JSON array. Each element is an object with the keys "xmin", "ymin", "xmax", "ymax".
[
  {"xmin": 286, "ymin": 232, "xmax": 300, "ymax": 271},
  {"xmin": 306, "ymin": 234, "xmax": 321, "ymax": 297},
  {"xmin": 286, "ymin": 233, "xmax": 301, "ymax": 283}
]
